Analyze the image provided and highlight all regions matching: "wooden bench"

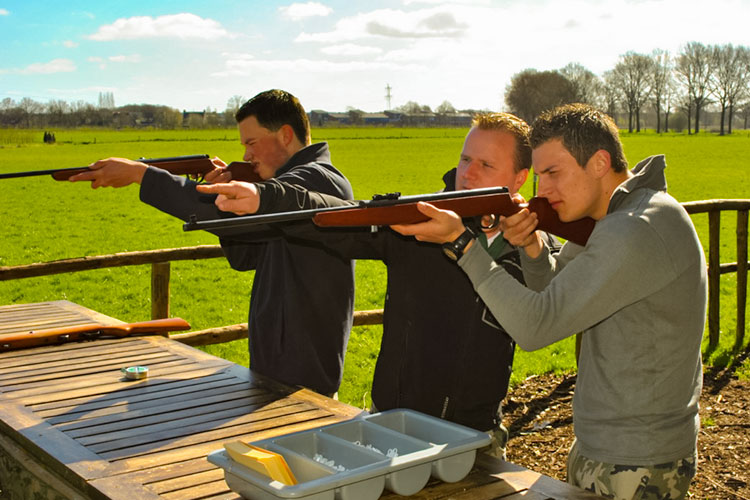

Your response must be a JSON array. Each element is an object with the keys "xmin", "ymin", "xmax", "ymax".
[{"xmin": 0, "ymin": 301, "xmax": 603, "ymax": 499}]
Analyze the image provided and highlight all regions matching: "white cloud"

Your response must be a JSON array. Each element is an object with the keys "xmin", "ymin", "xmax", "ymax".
[
  {"xmin": 18, "ymin": 59, "xmax": 76, "ymax": 74},
  {"xmin": 109, "ymin": 54, "xmax": 141, "ymax": 63},
  {"xmin": 63, "ymin": 40, "xmax": 79, "ymax": 48},
  {"xmin": 321, "ymin": 43, "xmax": 383, "ymax": 56},
  {"xmin": 295, "ymin": 7, "xmax": 468, "ymax": 43},
  {"xmin": 0, "ymin": 8, "xmax": 9, "ymax": 15},
  {"xmin": 88, "ymin": 13, "xmax": 232, "ymax": 41},
  {"xmin": 279, "ymin": 2, "xmax": 333, "ymax": 21}
]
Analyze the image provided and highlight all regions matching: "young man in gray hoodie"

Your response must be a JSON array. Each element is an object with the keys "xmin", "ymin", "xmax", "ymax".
[{"xmin": 393, "ymin": 103, "xmax": 706, "ymax": 500}]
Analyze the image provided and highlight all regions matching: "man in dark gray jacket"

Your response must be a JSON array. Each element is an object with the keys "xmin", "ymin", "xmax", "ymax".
[{"xmin": 70, "ymin": 90, "xmax": 354, "ymax": 396}]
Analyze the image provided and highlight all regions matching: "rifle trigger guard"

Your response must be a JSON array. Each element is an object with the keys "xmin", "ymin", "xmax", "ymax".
[{"xmin": 480, "ymin": 214, "xmax": 500, "ymax": 230}]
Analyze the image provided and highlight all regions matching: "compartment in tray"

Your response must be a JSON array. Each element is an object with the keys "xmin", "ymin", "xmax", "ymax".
[
  {"xmin": 208, "ymin": 448, "xmax": 336, "ymax": 500},
  {"xmin": 365, "ymin": 409, "xmax": 479, "ymax": 445},
  {"xmin": 321, "ymin": 420, "xmax": 435, "ymax": 495},
  {"xmin": 365, "ymin": 409, "xmax": 490, "ymax": 483},
  {"xmin": 321, "ymin": 419, "xmax": 431, "ymax": 458},
  {"xmin": 270, "ymin": 431, "xmax": 386, "ymax": 473},
  {"xmin": 210, "ymin": 445, "xmax": 385, "ymax": 500}
]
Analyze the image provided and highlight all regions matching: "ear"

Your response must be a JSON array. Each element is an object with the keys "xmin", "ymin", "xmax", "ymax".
[
  {"xmin": 589, "ymin": 149, "xmax": 611, "ymax": 178},
  {"xmin": 278, "ymin": 124, "xmax": 296, "ymax": 147},
  {"xmin": 512, "ymin": 168, "xmax": 529, "ymax": 193}
]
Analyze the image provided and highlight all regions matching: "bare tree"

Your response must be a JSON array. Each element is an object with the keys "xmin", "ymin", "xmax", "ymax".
[
  {"xmin": 97, "ymin": 91, "xmax": 115, "ymax": 109},
  {"xmin": 708, "ymin": 44, "xmax": 749, "ymax": 135},
  {"xmin": 436, "ymin": 100, "xmax": 456, "ymax": 114},
  {"xmin": 18, "ymin": 97, "xmax": 43, "ymax": 127},
  {"xmin": 504, "ymin": 69, "xmax": 577, "ymax": 124},
  {"xmin": 650, "ymin": 49, "xmax": 672, "ymax": 133},
  {"xmin": 601, "ymin": 70, "xmax": 620, "ymax": 118},
  {"xmin": 727, "ymin": 46, "xmax": 750, "ymax": 134},
  {"xmin": 675, "ymin": 41, "xmax": 714, "ymax": 134},
  {"xmin": 226, "ymin": 95, "xmax": 245, "ymax": 116},
  {"xmin": 611, "ymin": 52, "xmax": 653, "ymax": 132},
  {"xmin": 739, "ymin": 102, "xmax": 750, "ymax": 129},
  {"xmin": 559, "ymin": 62, "xmax": 603, "ymax": 107}
]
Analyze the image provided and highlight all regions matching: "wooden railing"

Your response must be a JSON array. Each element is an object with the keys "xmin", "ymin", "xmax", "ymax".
[{"xmin": 0, "ymin": 200, "xmax": 747, "ymax": 350}]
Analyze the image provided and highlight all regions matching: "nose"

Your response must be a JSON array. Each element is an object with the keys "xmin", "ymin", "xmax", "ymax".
[
  {"xmin": 243, "ymin": 148, "xmax": 253, "ymax": 163},
  {"xmin": 536, "ymin": 176, "xmax": 551, "ymax": 197}
]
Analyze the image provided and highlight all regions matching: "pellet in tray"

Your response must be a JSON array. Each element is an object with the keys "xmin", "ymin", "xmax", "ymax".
[
  {"xmin": 352, "ymin": 441, "xmax": 399, "ymax": 458},
  {"xmin": 313, "ymin": 453, "xmax": 346, "ymax": 471}
]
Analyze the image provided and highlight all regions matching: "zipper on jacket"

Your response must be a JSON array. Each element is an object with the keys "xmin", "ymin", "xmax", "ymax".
[{"xmin": 440, "ymin": 396, "xmax": 450, "ymax": 419}]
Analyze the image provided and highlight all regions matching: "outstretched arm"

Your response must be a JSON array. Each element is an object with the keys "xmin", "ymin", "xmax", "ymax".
[
  {"xmin": 196, "ymin": 182, "xmax": 261, "ymax": 215},
  {"xmin": 68, "ymin": 158, "xmax": 148, "ymax": 188}
]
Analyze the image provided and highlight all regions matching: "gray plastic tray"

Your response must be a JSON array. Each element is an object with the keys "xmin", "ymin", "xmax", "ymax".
[{"xmin": 207, "ymin": 409, "xmax": 491, "ymax": 499}]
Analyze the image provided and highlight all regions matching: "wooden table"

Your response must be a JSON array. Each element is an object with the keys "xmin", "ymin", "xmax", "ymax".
[{"xmin": 0, "ymin": 301, "xmax": 603, "ymax": 500}]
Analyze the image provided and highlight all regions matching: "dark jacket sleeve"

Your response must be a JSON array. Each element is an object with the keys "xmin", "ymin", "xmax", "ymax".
[
  {"xmin": 139, "ymin": 166, "xmax": 222, "ymax": 221},
  {"xmin": 255, "ymin": 179, "xmax": 393, "ymax": 260}
]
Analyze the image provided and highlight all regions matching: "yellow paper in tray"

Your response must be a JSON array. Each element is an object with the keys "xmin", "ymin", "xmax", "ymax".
[{"xmin": 224, "ymin": 441, "xmax": 298, "ymax": 486}]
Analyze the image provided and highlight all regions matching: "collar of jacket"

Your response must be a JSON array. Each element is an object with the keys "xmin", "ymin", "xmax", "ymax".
[
  {"xmin": 441, "ymin": 168, "xmax": 458, "ymax": 192},
  {"xmin": 275, "ymin": 142, "xmax": 331, "ymax": 177},
  {"xmin": 608, "ymin": 154, "xmax": 667, "ymax": 214}
]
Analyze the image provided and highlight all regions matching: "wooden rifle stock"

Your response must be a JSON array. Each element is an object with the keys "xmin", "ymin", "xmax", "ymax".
[
  {"xmin": 0, "ymin": 155, "xmax": 262, "ymax": 183},
  {"xmin": 182, "ymin": 187, "xmax": 596, "ymax": 246},
  {"xmin": 0, "ymin": 317, "xmax": 191, "ymax": 352},
  {"xmin": 312, "ymin": 190, "xmax": 595, "ymax": 246}
]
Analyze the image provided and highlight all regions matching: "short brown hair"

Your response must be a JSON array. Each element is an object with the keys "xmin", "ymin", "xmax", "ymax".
[
  {"xmin": 530, "ymin": 103, "xmax": 628, "ymax": 173},
  {"xmin": 472, "ymin": 112, "xmax": 531, "ymax": 173},
  {"xmin": 235, "ymin": 89, "xmax": 311, "ymax": 145}
]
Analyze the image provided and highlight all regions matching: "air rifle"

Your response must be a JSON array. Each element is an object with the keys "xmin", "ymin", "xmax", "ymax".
[
  {"xmin": 0, "ymin": 154, "xmax": 262, "ymax": 182},
  {"xmin": 182, "ymin": 186, "xmax": 596, "ymax": 246},
  {"xmin": 0, "ymin": 317, "xmax": 191, "ymax": 352}
]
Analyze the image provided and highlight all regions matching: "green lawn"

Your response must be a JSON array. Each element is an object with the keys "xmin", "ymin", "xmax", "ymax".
[{"xmin": 1, "ymin": 127, "xmax": 748, "ymax": 408}]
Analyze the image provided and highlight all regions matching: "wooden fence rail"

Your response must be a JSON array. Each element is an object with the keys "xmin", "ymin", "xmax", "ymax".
[{"xmin": 0, "ymin": 200, "xmax": 747, "ymax": 350}]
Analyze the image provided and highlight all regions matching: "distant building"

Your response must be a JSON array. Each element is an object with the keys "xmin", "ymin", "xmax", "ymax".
[
  {"xmin": 308, "ymin": 109, "xmax": 474, "ymax": 128},
  {"xmin": 182, "ymin": 110, "xmax": 205, "ymax": 128}
]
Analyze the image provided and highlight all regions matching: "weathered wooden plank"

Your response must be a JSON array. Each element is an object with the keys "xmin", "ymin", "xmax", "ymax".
[
  {"xmin": 103, "ymin": 414, "xmax": 347, "ymax": 474},
  {"xmin": 380, "ymin": 468, "xmax": 522, "ymax": 499},
  {"xmin": 66, "ymin": 395, "xmax": 293, "ymax": 441},
  {"xmin": 47, "ymin": 385, "xmax": 270, "ymax": 427},
  {"xmin": 4, "ymin": 357, "xmax": 230, "ymax": 399},
  {"xmin": 86, "ymin": 402, "xmax": 321, "ymax": 454},
  {"xmin": 32, "ymin": 371, "xmax": 240, "ymax": 412},
  {"xmin": 99, "ymin": 407, "xmax": 334, "ymax": 460},
  {"xmin": 39, "ymin": 379, "xmax": 258, "ymax": 419}
]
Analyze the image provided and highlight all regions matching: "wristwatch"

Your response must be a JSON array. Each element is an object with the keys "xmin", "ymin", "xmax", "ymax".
[{"xmin": 442, "ymin": 227, "xmax": 476, "ymax": 261}]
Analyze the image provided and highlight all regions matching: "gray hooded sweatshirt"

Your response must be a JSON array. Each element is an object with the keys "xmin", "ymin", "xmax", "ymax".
[{"xmin": 459, "ymin": 155, "xmax": 706, "ymax": 465}]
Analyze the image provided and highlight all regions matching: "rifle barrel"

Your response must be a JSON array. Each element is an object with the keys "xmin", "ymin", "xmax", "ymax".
[{"xmin": 182, "ymin": 187, "xmax": 511, "ymax": 232}]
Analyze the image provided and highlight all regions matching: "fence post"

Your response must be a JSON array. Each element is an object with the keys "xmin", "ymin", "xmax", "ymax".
[
  {"xmin": 708, "ymin": 211, "xmax": 721, "ymax": 350},
  {"xmin": 736, "ymin": 210, "xmax": 748, "ymax": 350},
  {"xmin": 151, "ymin": 262, "xmax": 170, "ymax": 319}
]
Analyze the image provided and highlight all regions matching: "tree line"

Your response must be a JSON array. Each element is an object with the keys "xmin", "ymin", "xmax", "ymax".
[
  {"xmin": 0, "ymin": 93, "xmax": 245, "ymax": 130},
  {"xmin": 2, "ymin": 41, "xmax": 749, "ymax": 133},
  {"xmin": 504, "ymin": 41, "xmax": 750, "ymax": 135}
]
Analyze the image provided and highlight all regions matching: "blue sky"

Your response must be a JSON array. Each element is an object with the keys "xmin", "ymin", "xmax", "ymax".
[{"xmin": 2, "ymin": 0, "xmax": 750, "ymax": 113}]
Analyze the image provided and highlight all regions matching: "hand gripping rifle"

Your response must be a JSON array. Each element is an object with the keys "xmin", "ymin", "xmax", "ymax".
[
  {"xmin": 182, "ymin": 186, "xmax": 596, "ymax": 246},
  {"xmin": 0, "ymin": 317, "xmax": 191, "ymax": 352},
  {"xmin": 0, "ymin": 154, "xmax": 262, "ymax": 182}
]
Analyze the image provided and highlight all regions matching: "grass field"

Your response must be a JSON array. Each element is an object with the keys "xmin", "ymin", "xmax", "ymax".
[{"xmin": 1, "ymin": 127, "xmax": 748, "ymax": 408}]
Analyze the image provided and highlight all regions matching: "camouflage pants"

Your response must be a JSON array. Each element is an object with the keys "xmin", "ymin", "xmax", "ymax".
[{"xmin": 566, "ymin": 441, "xmax": 696, "ymax": 500}]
